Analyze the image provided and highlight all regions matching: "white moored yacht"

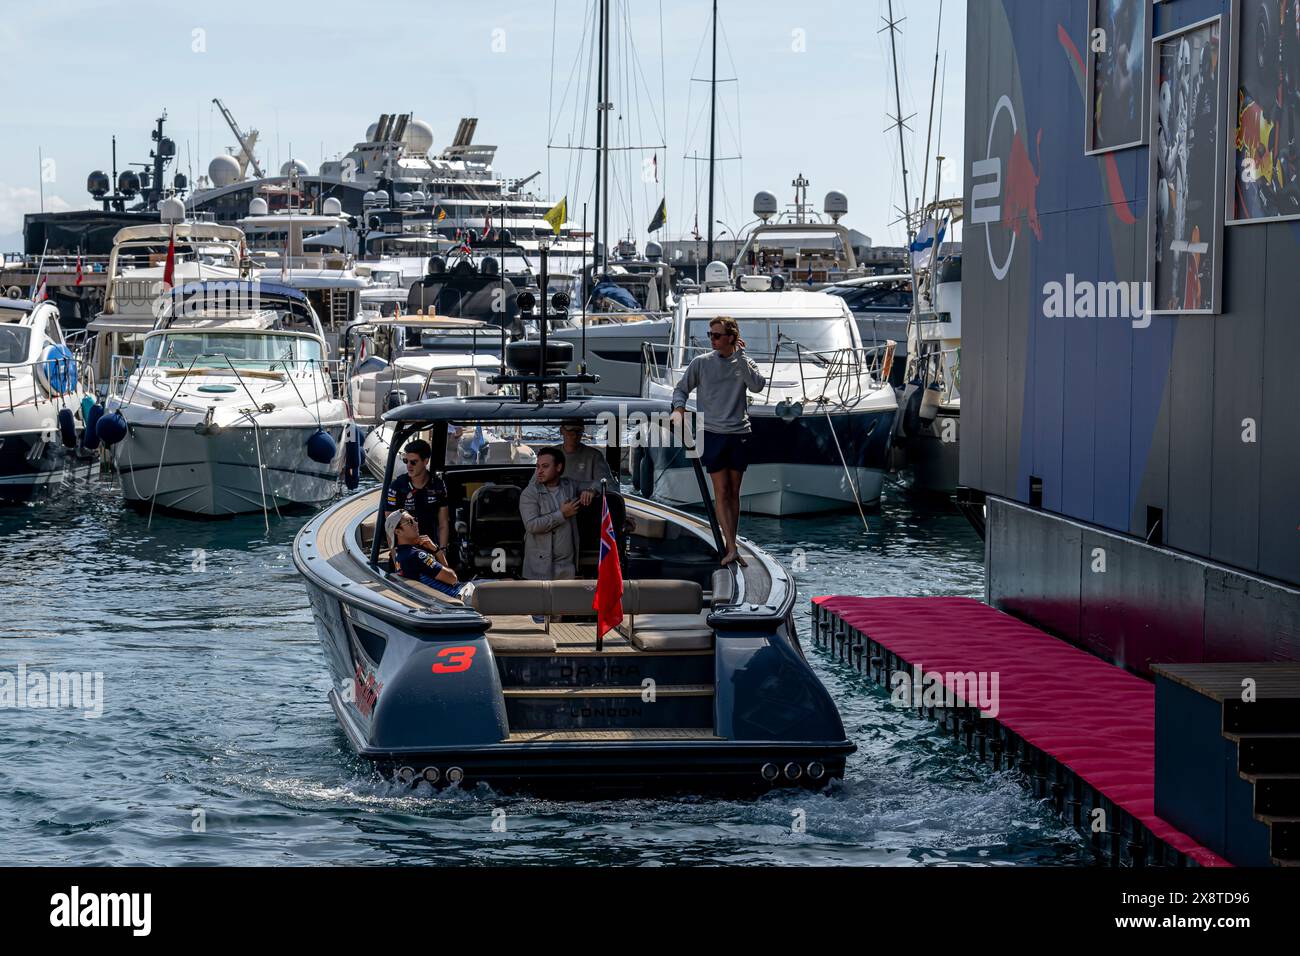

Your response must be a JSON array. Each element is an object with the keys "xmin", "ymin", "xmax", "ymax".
[
  {"xmin": 0, "ymin": 297, "xmax": 96, "ymax": 502},
  {"xmin": 640, "ymin": 266, "xmax": 897, "ymax": 516},
  {"xmin": 102, "ymin": 280, "xmax": 347, "ymax": 516}
]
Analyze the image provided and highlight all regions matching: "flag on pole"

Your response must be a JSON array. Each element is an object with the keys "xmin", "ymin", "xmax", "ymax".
[
  {"xmin": 647, "ymin": 198, "xmax": 667, "ymax": 233},
  {"xmin": 909, "ymin": 215, "xmax": 948, "ymax": 271},
  {"xmin": 592, "ymin": 484, "xmax": 624, "ymax": 644},
  {"xmin": 543, "ymin": 196, "xmax": 567, "ymax": 236},
  {"xmin": 436, "ymin": 206, "xmax": 447, "ymax": 221},
  {"xmin": 75, "ymin": 254, "xmax": 83, "ymax": 287},
  {"xmin": 33, "ymin": 276, "xmax": 48, "ymax": 302},
  {"xmin": 162, "ymin": 226, "xmax": 176, "ymax": 290},
  {"xmin": 482, "ymin": 213, "xmax": 492, "ymax": 241},
  {"xmin": 652, "ymin": 152, "xmax": 659, "ymax": 184}
]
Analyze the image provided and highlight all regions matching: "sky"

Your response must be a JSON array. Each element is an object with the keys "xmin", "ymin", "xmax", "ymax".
[{"xmin": 0, "ymin": 0, "xmax": 966, "ymax": 253}]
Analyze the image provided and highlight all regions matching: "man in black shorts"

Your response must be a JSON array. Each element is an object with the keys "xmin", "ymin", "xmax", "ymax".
[
  {"xmin": 669, "ymin": 315, "xmax": 766, "ymax": 566},
  {"xmin": 386, "ymin": 438, "xmax": 451, "ymax": 566}
]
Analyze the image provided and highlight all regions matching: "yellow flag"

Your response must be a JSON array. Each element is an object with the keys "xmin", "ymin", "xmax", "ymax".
[{"xmin": 544, "ymin": 196, "xmax": 567, "ymax": 236}]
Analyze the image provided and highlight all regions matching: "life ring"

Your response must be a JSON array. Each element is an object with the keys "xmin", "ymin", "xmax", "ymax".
[{"xmin": 38, "ymin": 344, "xmax": 78, "ymax": 396}]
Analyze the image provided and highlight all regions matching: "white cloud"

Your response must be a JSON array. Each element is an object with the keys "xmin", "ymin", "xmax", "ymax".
[{"xmin": 0, "ymin": 183, "xmax": 72, "ymax": 235}]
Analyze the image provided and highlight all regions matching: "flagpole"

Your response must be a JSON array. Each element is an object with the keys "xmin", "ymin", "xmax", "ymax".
[{"xmin": 581, "ymin": 202, "xmax": 588, "ymax": 368}]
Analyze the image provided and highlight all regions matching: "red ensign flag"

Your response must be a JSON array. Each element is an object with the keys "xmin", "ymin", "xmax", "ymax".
[{"xmin": 592, "ymin": 488, "xmax": 623, "ymax": 640}]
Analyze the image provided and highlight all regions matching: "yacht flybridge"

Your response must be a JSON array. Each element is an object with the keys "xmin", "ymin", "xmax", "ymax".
[
  {"xmin": 101, "ymin": 281, "xmax": 347, "ymax": 517},
  {"xmin": 293, "ymin": 381, "xmax": 853, "ymax": 792},
  {"xmin": 731, "ymin": 179, "xmax": 868, "ymax": 291}
]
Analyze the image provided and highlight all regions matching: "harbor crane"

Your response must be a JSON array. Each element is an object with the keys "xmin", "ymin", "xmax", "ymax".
[{"xmin": 212, "ymin": 98, "xmax": 264, "ymax": 179}]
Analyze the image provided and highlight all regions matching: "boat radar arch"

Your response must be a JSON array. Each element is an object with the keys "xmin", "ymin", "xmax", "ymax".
[{"xmin": 824, "ymin": 191, "xmax": 848, "ymax": 223}]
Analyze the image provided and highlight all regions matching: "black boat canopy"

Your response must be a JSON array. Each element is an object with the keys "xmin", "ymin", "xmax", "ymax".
[{"xmin": 382, "ymin": 395, "xmax": 673, "ymax": 425}]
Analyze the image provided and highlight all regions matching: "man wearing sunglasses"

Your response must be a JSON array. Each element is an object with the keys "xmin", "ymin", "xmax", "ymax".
[
  {"xmin": 385, "ymin": 439, "xmax": 451, "ymax": 566},
  {"xmin": 384, "ymin": 509, "xmax": 463, "ymax": 598},
  {"xmin": 670, "ymin": 315, "xmax": 766, "ymax": 567}
]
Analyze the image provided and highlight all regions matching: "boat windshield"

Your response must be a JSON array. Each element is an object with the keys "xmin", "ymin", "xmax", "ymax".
[
  {"xmin": 685, "ymin": 316, "xmax": 855, "ymax": 355},
  {"xmin": 0, "ymin": 323, "xmax": 32, "ymax": 364},
  {"xmin": 142, "ymin": 332, "xmax": 325, "ymax": 369}
]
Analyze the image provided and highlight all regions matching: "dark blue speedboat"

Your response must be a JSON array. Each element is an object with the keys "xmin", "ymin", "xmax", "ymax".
[{"xmin": 293, "ymin": 384, "xmax": 853, "ymax": 793}]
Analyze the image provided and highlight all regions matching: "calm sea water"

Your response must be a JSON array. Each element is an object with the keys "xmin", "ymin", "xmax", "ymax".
[{"xmin": 0, "ymin": 472, "xmax": 1088, "ymax": 866}]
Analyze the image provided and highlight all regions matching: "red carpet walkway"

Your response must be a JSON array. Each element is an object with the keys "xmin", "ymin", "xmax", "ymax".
[{"xmin": 813, "ymin": 595, "xmax": 1227, "ymax": 867}]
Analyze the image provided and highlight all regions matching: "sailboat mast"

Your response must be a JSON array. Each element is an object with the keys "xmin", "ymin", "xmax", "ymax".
[
  {"xmin": 600, "ymin": 0, "xmax": 612, "ymax": 271},
  {"xmin": 593, "ymin": 0, "xmax": 606, "ymax": 279},
  {"xmin": 886, "ymin": 0, "xmax": 921, "ymax": 345},
  {"xmin": 706, "ymin": 0, "xmax": 718, "ymax": 264}
]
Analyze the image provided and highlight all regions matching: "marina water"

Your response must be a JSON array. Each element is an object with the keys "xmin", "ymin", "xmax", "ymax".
[{"xmin": 0, "ymin": 475, "xmax": 1088, "ymax": 865}]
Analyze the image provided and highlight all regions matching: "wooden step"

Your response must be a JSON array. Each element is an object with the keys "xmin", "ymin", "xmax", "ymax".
[
  {"xmin": 504, "ymin": 683, "xmax": 715, "ymax": 731},
  {"xmin": 1227, "ymin": 733, "xmax": 1300, "ymax": 774},
  {"xmin": 497, "ymin": 651, "xmax": 715, "ymax": 689},
  {"xmin": 1249, "ymin": 774, "xmax": 1300, "ymax": 816},
  {"xmin": 505, "ymin": 728, "xmax": 720, "ymax": 743}
]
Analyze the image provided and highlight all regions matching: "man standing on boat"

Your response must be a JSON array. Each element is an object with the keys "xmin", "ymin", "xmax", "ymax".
[
  {"xmin": 670, "ymin": 316, "xmax": 766, "ymax": 566},
  {"xmin": 519, "ymin": 447, "xmax": 591, "ymax": 581},
  {"xmin": 386, "ymin": 439, "xmax": 451, "ymax": 565},
  {"xmin": 559, "ymin": 418, "xmax": 614, "ymax": 486}
]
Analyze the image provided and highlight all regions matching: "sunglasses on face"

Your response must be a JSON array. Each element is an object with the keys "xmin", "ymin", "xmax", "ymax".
[
  {"xmin": 404, "ymin": 458, "xmax": 423, "ymax": 466},
  {"xmin": 398, "ymin": 514, "xmax": 416, "ymax": 527},
  {"xmin": 709, "ymin": 331, "xmax": 731, "ymax": 340}
]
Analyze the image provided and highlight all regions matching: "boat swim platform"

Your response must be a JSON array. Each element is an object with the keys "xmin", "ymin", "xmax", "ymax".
[{"xmin": 811, "ymin": 595, "xmax": 1228, "ymax": 868}]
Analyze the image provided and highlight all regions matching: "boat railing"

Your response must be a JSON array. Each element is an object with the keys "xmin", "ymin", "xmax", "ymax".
[
  {"xmin": 907, "ymin": 342, "xmax": 960, "ymax": 403},
  {"xmin": 1, "ymin": 353, "xmax": 94, "ymax": 412},
  {"xmin": 643, "ymin": 340, "xmax": 896, "ymax": 408}
]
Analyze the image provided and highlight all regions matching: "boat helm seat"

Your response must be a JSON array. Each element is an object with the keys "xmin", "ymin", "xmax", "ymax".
[
  {"xmin": 468, "ymin": 483, "xmax": 524, "ymax": 576},
  {"xmin": 469, "ymin": 579, "xmax": 710, "ymax": 651}
]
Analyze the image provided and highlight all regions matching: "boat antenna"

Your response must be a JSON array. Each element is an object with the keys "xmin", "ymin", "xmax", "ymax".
[
  {"xmin": 706, "ymin": 0, "xmax": 718, "ymax": 264},
  {"xmin": 918, "ymin": 0, "xmax": 943, "ymax": 224}
]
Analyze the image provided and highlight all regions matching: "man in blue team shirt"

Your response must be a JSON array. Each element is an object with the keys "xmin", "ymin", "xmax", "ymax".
[
  {"xmin": 385, "ymin": 509, "xmax": 464, "ymax": 598},
  {"xmin": 386, "ymin": 439, "xmax": 451, "ymax": 565}
]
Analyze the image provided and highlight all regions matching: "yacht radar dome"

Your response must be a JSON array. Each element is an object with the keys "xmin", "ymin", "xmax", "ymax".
[
  {"xmin": 645, "ymin": 241, "xmax": 663, "ymax": 261},
  {"xmin": 322, "ymin": 196, "xmax": 342, "ymax": 216},
  {"xmin": 158, "ymin": 197, "xmax": 186, "ymax": 222},
  {"xmin": 824, "ymin": 190, "xmax": 848, "ymax": 223},
  {"xmin": 365, "ymin": 122, "xmax": 379, "ymax": 141},
  {"xmin": 207, "ymin": 154, "xmax": 240, "ymax": 187},
  {"xmin": 753, "ymin": 190, "xmax": 778, "ymax": 222},
  {"xmin": 249, "ymin": 197, "xmax": 269, "ymax": 216},
  {"xmin": 402, "ymin": 119, "xmax": 435, "ymax": 155},
  {"xmin": 280, "ymin": 159, "xmax": 309, "ymax": 177},
  {"xmin": 117, "ymin": 170, "xmax": 140, "ymax": 197},
  {"xmin": 86, "ymin": 170, "xmax": 110, "ymax": 198},
  {"xmin": 703, "ymin": 260, "xmax": 731, "ymax": 289}
]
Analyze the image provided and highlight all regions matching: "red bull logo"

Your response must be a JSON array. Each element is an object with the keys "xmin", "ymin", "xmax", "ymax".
[
  {"xmin": 1002, "ymin": 128, "xmax": 1043, "ymax": 241},
  {"xmin": 970, "ymin": 94, "xmax": 1044, "ymax": 281}
]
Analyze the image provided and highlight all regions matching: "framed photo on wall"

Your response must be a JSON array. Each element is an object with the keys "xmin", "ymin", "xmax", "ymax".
[
  {"xmin": 1085, "ymin": 0, "xmax": 1149, "ymax": 154},
  {"xmin": 1225, "ymin": 0, "xmax": 1300, "ymax": 223},
  {"xmin": 1147, "ymin": 15, "xmax": 1227, "ymax": 315}
]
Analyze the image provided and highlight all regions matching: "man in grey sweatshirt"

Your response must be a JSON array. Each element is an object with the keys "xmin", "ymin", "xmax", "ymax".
[{"xmin": 670, "ymin": 316, "xmax": 766, "ymax": 566}]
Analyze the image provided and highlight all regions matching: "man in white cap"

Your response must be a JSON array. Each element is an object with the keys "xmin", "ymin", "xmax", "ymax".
[{"xmin": 385, "ymin": 509, "xmax": 463, "ymax": 598}]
